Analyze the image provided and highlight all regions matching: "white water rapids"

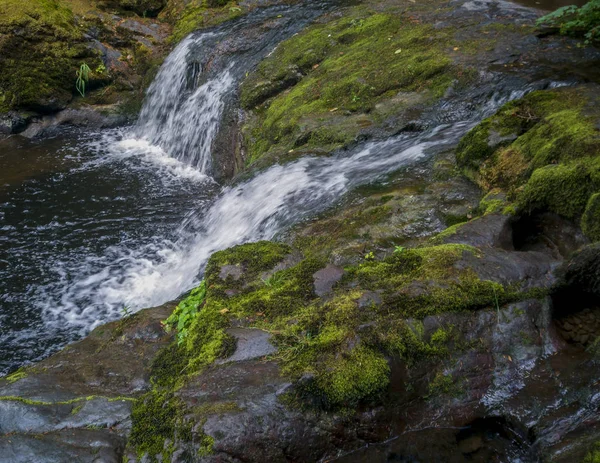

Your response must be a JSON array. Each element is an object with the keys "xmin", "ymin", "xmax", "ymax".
[{"xmin": 41, "ymin": 121, "xmax": 469, "ymax": 333}]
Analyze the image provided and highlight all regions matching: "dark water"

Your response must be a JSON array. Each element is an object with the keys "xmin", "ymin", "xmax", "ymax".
[{"xmin": 0, "ymin": 129, "xmax": 220, "ymax": 373}]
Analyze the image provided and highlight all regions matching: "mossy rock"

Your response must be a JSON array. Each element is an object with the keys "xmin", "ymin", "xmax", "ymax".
[
  {"xmin": 0, "ymin": 0, "xmax": 103, "ymax": 113},
  {"xmin": 101, "ymin": 0, "xmax": 167, "ymax": 16},
  {"xmin": 456, "ymin": 85, "xmax": 600, "ymax": 223},
  {"xmin": 164, "ymin": 0, "xmax": 244, "ymax": 44},
  {"xmin": 582, "ymin": 193, "xmax": 600, "ymax": 242},
  {"xmin": 240, "ymin": 7, "xmax": 472, "ymax": 167},
  {"xmin": 518, "ymin": 159, "xmax": 600, "ymax": 219}
]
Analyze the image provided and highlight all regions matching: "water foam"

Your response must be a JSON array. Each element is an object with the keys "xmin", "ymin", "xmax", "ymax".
[
  {"xmin": 133, "ymin": 33, "xmax": 234, "ymax": 173},
  {"xmin": 40, "ymin": 122, "xmax": 470, "ymax": 332}
]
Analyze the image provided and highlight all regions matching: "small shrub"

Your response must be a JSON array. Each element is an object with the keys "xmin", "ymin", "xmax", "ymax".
[{"xmin": 537, "ymin": 0, "xmax": 600, "ymax": 44}]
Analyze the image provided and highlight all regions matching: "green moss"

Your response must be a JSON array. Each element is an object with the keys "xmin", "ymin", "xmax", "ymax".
[
  {"xmin": 428, "ymin": 221, "xmax": 468, "ymax": 244},
  {"xmin": 582, "ymin": 193, "xmax": 600, "ymax": 241},
  {"xmin": 455, "ymin": 120, "xmax": 496, "ymax": 172},
  {"xmin": 426, "ymin": 371, "xmax": 453, "ymax": 396},
  {"xmin": 198, "ymin": 434, "xmax": 215, "ymax": 457},
  {"xmin": 241, "ymin": 8, "xmax": 467, "ymax": 166},
  {"xmin": 167, "ymin": 0, "xmax": 243, "ymax": 44},
  {"xmin": 0, "ymin": 0, "xmax": 101, "ymax": 112},
  {"xmin": 129, "ymin": 390, "xmax": 182, "ymax": 460},
  {"xmin": 315, "ymin": 346, "xmax": 390, "ymax": 406},
  {"xmin": 518, "ymin": 159, "xmax": 600, "ymax": 219},
  {"xmin": 583, "ymin": 441, "xmax": 600, "ymax": 463},
  {"xmin": 478, "ymin": 189, "xmax": 508, "ymax": 215},
  {"xmin": 5, "ymin": 368, "xmax": 28, "ymax": 383},
  {"xmin": 456, "ymin": 87, "xmax": 600, "ymax": 222},
  {"xmin": 0, "ymin": 395, "xmax": 134, "ymax": 406}
]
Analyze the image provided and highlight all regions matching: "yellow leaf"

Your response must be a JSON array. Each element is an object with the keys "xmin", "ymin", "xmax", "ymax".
[
  {"xmin": 219, "ymin": 308, "xmax": 229, "ymax": 314},
  {"xmin": 395, "ymin": 48, "xmax": 402, "ymax": 54}
]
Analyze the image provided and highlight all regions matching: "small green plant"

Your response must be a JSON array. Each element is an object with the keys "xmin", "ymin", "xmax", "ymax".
[
  {"xmin": 121, "ymin": 306, "xmax": 132, "ymax": 317},
  {"xmin": 95, "ymin": 63, "xmax": 106, "ymax": 74},
  {"xmin": 75, "ymin": 63, "xmax": 91, "ymax": 97},
  {"xmin": 537, "ymin": 0, "xmax": 600, "ymax": 44},
  {"xmin": 262, "ymin": 272, "xmax": 283, "ymax": 288},
  {"xmin": 364, "ymin": 251, "xmax": 375, "ymax": 260},
  {"xmin": 393, "ymin": 245, "xmax": 405, "ymax": 254},
  {"xmin": 163, "ymin": 281, "xmax": 207, "ymax": 345}
]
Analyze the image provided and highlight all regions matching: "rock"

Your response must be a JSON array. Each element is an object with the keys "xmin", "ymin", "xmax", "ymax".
[
  {"xmin": 312, "ymin": 264, "xmax": 344, "ymax": 297},
  {"xmin": 0, "ymin": 303, "xmax": 174, "ymax": 461},
  {"xmin": 437, "ymin": 213, "xmax": 514, "ymax": 249},
  {"xmin": 458, "ymin": 435, "xmax": 484, "ymax": 454},
  {"xmin": 0, "ymin": 429, "xmax": 125, "ymax": 463},
  {"xmin": 216, "ymin": 328, "xmax": 277, "ymax": 364},
  {"xmin": 20, "ymin": 108, "xmax": 127, "ymax": 139},
  {"xmin": 219, "ymin": 264, "xmax": 244, "ymax": 281},
  {"xmin": 0, "ymin": 112, "xmax": 29, "ymax": 135}
]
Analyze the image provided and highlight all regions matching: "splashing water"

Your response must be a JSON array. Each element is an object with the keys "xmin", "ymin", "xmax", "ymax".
[
  {"xmin": 131, "ymin": 33, "xmax": 234, "ymax": 173},
  {"xmin": 39, "ymin": 122, "xmax": 470, "ymax": 332}
]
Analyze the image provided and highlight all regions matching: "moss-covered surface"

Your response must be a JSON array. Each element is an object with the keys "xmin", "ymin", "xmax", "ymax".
[
  {"xmin": 161, "ymin": 0, "xmax": 245, "ymax": 43},
  {"xmin": 0, "ymin": 0, "xmax": 172, "ymax": 117},
  {"xmin": 455, "ymin": 85, "xmax": 600, "ymax": 227},
  {"xmin": 582, "ymin": 193, "xmax": 600, "ymax": 242},
  {"xmin": 240, "ymin": 6, "xmax": 476, "ymax": 168},
  {"xmin": 128, "ymin": 230, "xmax": 542, "ymax": 460},
  {"xmin": 0, "ymin": 0, "xmax": 102, "ymax": 112},
  {"xmin": 584, "ymin": 441, "xmax": 600, "ymax": 463}
]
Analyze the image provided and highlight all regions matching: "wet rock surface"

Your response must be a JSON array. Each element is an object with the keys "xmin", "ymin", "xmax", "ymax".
[
  {"xmin": 2, "ymin": 0, "xmax": 600, "ymax": 461},
  {"xmin": 0, "ymin": 303, "xmax": 174, "ymax": 463}
]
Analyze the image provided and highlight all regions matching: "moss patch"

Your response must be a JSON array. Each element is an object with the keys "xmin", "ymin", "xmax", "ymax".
[
  {"xmin": 240, "ymin": 7, "xmax": 472, "ymax": 167},
  {"xmin": 0, "ymin": 0, "xmax": 103, "ymax": 112},
  {"xmin": 162, "ymin": 0, "xmax": 244, "ymax": 43},
  {"xmin": 582, "ymin": 193, "xmax": 600, "ymax": 242},
  {"xmin": 455, "ymin": 86, "xmax": 600, "ymax": 226}
]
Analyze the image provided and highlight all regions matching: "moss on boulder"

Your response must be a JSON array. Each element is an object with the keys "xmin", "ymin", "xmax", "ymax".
[
  {"xmin": 0, "ymin": 0, "xmax": 102, "ymax": 112},
  {"xmin": 582, "ymin": 193, "xmax": 600, "ymax": 242},
  {"xmin": 240, "ymin": 7, "xmax": 473, "ymax": 167},
  {"xmin": 455, "ymin": 85, "xmax": 600, "ymax": 227},
  {"xmin": 162, "ymin": 0, "xmax": 244, "ymax": 43}
]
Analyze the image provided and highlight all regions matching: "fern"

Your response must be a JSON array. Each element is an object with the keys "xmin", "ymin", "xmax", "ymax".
[
  {"xmin": 537, "ymin": 0, "xmax": 600, "ymax": 44},
  {"xmin": 163, "ymin": 280, "xmax": 207, "ymax": 345}
]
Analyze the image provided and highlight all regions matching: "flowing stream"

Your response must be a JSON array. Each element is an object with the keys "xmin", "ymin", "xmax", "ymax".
[{"xmin": 0, "ymin": 2, "xmax": 565, "ymax": 375}]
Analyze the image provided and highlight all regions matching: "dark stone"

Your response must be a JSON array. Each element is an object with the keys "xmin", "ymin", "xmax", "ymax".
[
  {"xmin": 216, "ymin": 328, "xmax": 276, "ymax": 364},
  {"xmin": 313, "ymin": 264, "xmax": 344, "ymax": 297}
]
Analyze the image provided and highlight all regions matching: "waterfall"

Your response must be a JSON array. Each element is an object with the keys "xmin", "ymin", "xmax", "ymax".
[{"xmin": 133, "ymin": 33, "xmax": 234, "ymax": 173}]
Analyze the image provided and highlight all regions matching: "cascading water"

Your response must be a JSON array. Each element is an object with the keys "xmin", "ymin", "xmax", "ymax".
[
  {"xmin": 133, "ymin": 32, "xmax": 233, "ymax": 173},
  {"xmin": 0, "ymin": 0, "xmax": 568, "ymax": 375}
]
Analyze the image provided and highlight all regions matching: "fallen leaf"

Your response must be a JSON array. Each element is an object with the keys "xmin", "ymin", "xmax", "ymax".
[
  {"xmin": 219, "ymin": 308, "xmax": 229, "ymax": 314},
  {"xmin": 453, "ymin": 47, "xmax": 459, "ymax": 51},
  {"xmin": 329, "ymin": 107, "xmax": 338, "ymax": 112},
  {"xmin": 395, "ymin": 48, "xmax": 402, "ymax": 54}
]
